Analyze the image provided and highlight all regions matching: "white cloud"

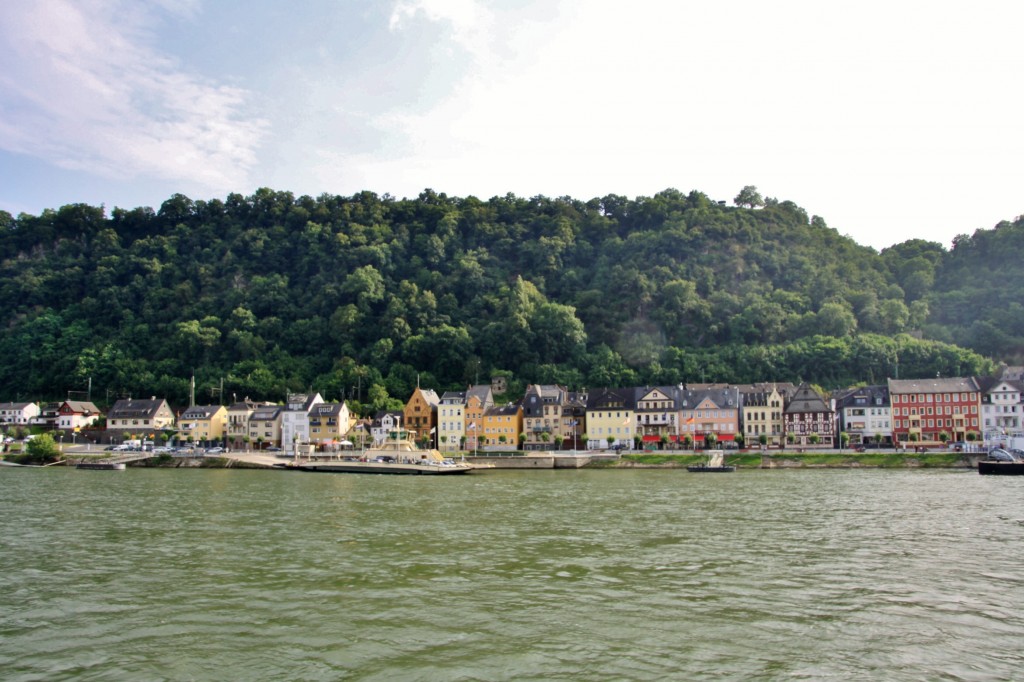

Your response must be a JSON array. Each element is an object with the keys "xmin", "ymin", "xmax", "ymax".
[
  {"xmin": 0, "ymin": 0, "xmax": 266, "ymax": 195},
  {"xmin": 337, "ymin": 0, "xmax": 1024, "ymax": 249},
  {"xmin": 389, "ymin": 0, "xmax": 494, "ymax": 59}
]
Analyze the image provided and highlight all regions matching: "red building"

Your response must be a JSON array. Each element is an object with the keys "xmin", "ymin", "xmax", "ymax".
[{"xmin": 887, "ymin": 377, "xmax": 981, "ymax": 444}]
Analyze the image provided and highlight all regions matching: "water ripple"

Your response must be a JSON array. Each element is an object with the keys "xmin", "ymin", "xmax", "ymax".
[{"xmin": 3, "ymin": 468, "xmax": 1024, "ymax": 680}]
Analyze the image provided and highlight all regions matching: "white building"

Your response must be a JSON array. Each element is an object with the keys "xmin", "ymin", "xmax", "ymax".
[
  {"xmin": 980, "ymin": 377, "xmax": 1023, "ymax": 444},
  {"xmin": 0, "ymin": 402, "xmax": 40, "ymax": 426},
  {"xmin": 280, "ymin": 393, "xmax": 323, "ymax": 455},
  {"xmin": 438, "ymin": 390, "xmax": 466, "ymax": 452}
]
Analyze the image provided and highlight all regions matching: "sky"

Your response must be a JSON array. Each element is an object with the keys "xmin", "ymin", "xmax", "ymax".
[{"xmin": 1, "ymin": 0, "xmax": 1022, "ymax": 251}]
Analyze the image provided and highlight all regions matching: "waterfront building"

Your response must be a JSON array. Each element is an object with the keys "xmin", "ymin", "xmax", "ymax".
[
  {"xmin": 635, "ymin": 386, "xmax": 681, "ymax": 448},
  {"xmin": 739, "ymin": 383, "xmax": 795, "ymax": 448},
  {"xmin": 308, "ymin": 402, "xmax": 352, "ymax": 450},
  {"xmin": 403, "ymin": 386, "xmax": 439, "ymax": 446},
  {"xmin": 371, "ymin": 411, "xmax": 403, "ymax": 445},
  {"xmin": 887, "ymin": 377, "xmax": 981, "ymax": 444},
  {"xmin": 522, "ymin": 384, "xmax": 569, "ymax": 451},
  {"xmin": 678, "ymin": 385, "xmax": 742, "ymax": 447},
  {"xmin": 979, "ymin": 377, "xmax": 1023, "ymax": 443},
  {"xmin": 57, "ymin": 400, "xmax": 102, "ymax": 432},
  {"xmin": 226, "ymin": 397, "xmax": 269, "ymax": 450},
  {"xmin": 178, "ymin": 404, "xmax": 228, "ymax": 446},
  {"xmin": 248, "ymin": 404, "xmax": 283, "ymax": 449},
  {"xmin": 281, "ymin": 393, "xmax": 323, "ymax": 455},
  {"xmin": 481, "ymin": 402, "xmax": 522, "ymax": 448},
  {"xmin": 584, "ymin": 388, "xmax": 635, "ymax": 450},
  {"xmin": 106, "ymin": 398, "xmax": 175, "ymax": 439},
  {"xmin": 438, "ymin": 390, "xmax": 467, "ymax": 452},
  {"xmin": 463, "ymin": 384, "xmax": 493, "ymax": 451},
  {"xmin": 783, "ymin": 384, "xmax": 836, "ymax": 447},
  {"xmin": 562, "ymin": 390, "xmax": 588, "ymax": 450},
  {"xmin": 0, "ymin": 401, "xmax": 40, "ymax": 427},
  {"xmin": 833, "ymin": 385, "xmax": 891, "ymax": 446},
  {"xmin": 31, "ymin": 402, "xmax": 60, "ymax": 428}
]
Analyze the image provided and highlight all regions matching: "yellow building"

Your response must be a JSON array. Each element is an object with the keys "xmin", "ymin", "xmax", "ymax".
[
  {"xmin": 482, "ymin": 403, "xmax": 523, "ymax": 448},
  {"xmin": 739, "ymin": 383, "xmax": 797, "ymax": 447},
  {"xmin": 178, "ymin": 405, "xmax": 227, "ymax": 446},
  {"xmin": 309, "ymin": 402, "xmax": 354, "ymax": 449},
  {"xmin": 584, "ymin": 388, "xmax": 635, "ymax": 450}
]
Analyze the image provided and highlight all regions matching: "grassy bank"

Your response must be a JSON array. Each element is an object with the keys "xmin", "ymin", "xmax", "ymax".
[{"xmin": 601, "ymin": 451, "xmax": 975, "ymax": 469}]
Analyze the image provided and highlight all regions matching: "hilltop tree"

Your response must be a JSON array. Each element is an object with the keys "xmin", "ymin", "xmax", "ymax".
[{"xmin": 734, "ymin": 185, "xmax": 764, "ymax": 209}]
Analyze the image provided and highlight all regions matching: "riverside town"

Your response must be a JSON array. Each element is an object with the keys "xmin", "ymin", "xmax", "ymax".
[{"xmin": 3, "ymin": 368, "xmax": 1022, "ymax": 460}]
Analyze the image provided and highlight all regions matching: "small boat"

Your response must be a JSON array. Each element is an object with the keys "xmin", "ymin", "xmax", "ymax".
[
  {"xmin": 291, "ymin": 427, "xmax": 477, "ymax": 475},
  {"xmin": 978, "ymin": 448, "xmax": 1024, "ymax": 475},
  {"xmin": 687, "ymin": 449, "xmax": 735, "ymax": 473}
]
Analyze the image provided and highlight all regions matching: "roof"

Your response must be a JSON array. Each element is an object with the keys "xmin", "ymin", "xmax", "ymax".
[
  {"xmin": 310, "ymin": 402, "xmax": 345, "ymax": 417},
  {"xmin": 678, "ymin": 386, "xmax": 740, "ymax": 411},
  {"xmin": 250, "ymin": 405, "xmax": 283, "ymax": 420},
  {"xmin": 833, "ymin": 385, "xmax": 889, "ymax": 408},
  {"xmin": 180, "ymin": 405, "xmax": 224, "ymax": 420},
  {"xmin": 887, "ymin": 377, "xmax": 980, "ymax": 394},
  {"xmin": 108, "ymin": 398, "xmax": 169, "ymax": 419},
  {"xmin": 784, "ymin": 384, "xmax": 832, "ymax": 414},
  {"xmin": 285, "ymin": 393, "xmax": 323, "ymax": 411},
  {"xmin": 0, "ymin": 402, "xmax": 35, "ymax": 410},
  {"xmin": 466, "ymin": 384, "xmax": 493, "ymax": 405},
  {"xmin": 486, "ymin": 403, "xmax": 522, "ymax": 417},
  {"xmin": 227, "ymin": 398, "xmax": 266, "ymax": 411},
  {"xmin": 586, "ymin": 388, "xmax": 634, "ymax": 410},
  {"xmin": 412, "ymin": 388, "xmax": 440, "ymax": 406},
  {"xmin": 61, "ymin": 400, "xmax": 101, "ymax": 414}
]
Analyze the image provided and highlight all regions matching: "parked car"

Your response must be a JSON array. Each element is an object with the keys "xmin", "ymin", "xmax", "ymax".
[{"xmin": 206, "ymin": 447, "xmax": 224, "ymax": 455}]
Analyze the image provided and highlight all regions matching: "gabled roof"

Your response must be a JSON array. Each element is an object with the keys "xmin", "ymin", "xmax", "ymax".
[
  {"xmin": 784, "ymin": 384, "xmax": 832, "ymax": 414},
  {"xmin": 633, "ymin": 385, "xmax": 684, "ymax": 412},
  {"xmin": 310, "ymin": 402, "xmax": 345, "ymax": 417},
  {"xmin": 440, "ymin": 391, "xmax": 467, "ymax": 403},
  {"xmin": 372, "ymin": 411, "xmax": 403, "ymax": 426},
  {"xmin": 466, "ymin": 384, "xmax": 493, "ymax": 406},
  {"xmin": 61, "ymin": 400, "xmax": 101, "ymax": 414},
  {"xmin": 180, "ymin": 405, "xmax": 224, "ymax": 420},
  {"xmin": 586, "ymin": 388, "xmax": 634, "ymax": 411},
  {"xmin": 411, "ymin": 388, "xmax": 440, "ymax": 407},
  {"xmin": 732, "ymin": 382, "xmax": 800, "ymax": 400},
  {"xmin": 0, "ymin": 402, "xmax": 35, "ymax": 410},
  {"xmin": 108, "ymin": 398, "xmax": 169, "ymax": 419}
]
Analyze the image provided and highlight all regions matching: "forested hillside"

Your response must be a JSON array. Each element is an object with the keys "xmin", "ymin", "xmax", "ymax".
[{"xmin": 0, "ymin": 187, "xmax": 1012, "ymax": 413}]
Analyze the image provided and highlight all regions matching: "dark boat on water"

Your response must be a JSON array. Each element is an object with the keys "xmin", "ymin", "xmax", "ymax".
[
  {"xmin": 687, "ymin": 449, "xmax": 735, "ymax": 473},
  {"xmin": 978, "ymin": 448, "xmax": 1024, "ymax": 475}
]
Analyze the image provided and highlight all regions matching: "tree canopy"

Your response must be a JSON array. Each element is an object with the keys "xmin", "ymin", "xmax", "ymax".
[{"xmin": 0, "ymin": 187, "xmax": 1007, "ymax": 411}]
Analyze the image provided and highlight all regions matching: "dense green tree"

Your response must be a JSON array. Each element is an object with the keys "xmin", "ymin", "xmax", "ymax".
[{"xmin": 0, "ymin": 187, "xmax": 1013, "ymax": 407}]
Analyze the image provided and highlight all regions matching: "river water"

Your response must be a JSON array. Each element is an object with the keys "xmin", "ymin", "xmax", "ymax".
[{"xmin": 1, "ymin": 467, "xmax": 1022, "ymax": 681}]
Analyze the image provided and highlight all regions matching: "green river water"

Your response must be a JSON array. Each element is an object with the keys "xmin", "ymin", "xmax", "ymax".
[{"xmin": 2, "ymin": 467, "xmax": 1023, "ymax": 681}]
